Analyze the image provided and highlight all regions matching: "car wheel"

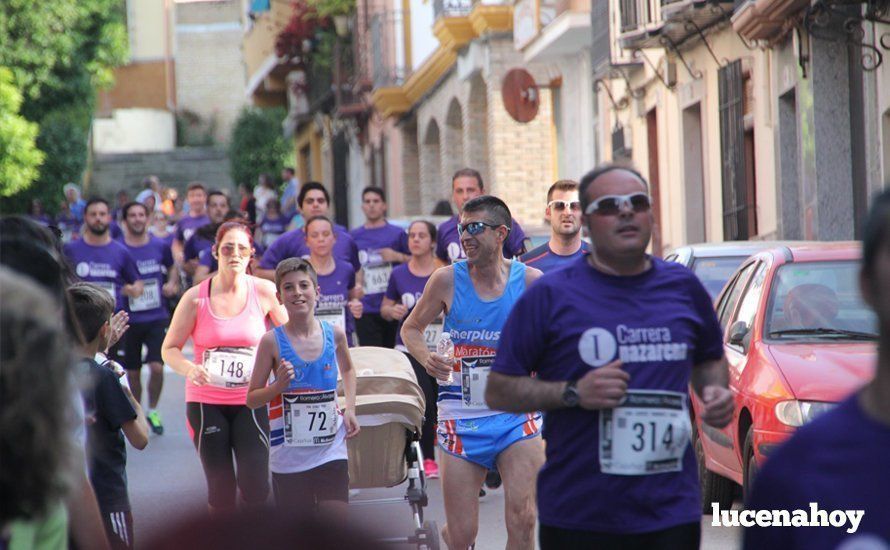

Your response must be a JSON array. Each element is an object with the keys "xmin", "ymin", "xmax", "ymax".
[
  {"xmin": 694, "ymin": 423, "xmax": 735, "ymax": 514},
  {"xmin": 743, "ymin": 428, "xmax": 759, "ymax": 503}
]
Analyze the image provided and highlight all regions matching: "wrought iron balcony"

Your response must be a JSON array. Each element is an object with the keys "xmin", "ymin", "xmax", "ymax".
[
  {"xmin": 370, "ymin": 10, "xmax": 408, "ymax": 88},
  {"xmin": 433, "ymin": 0, "xmax": 473, "ymax": 19}
]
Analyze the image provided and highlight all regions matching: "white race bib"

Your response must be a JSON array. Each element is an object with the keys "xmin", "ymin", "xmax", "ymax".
[
  {"xmin": 283, "ymin": 391, "xmax": 338, "ymax": 446},
  {"xmin": 128, "ymin": 280, "xmax": 160, "ymax": 312},
  {"xmin": 460, "ymin": 355, "xmax": 494, "ymax": 408},
  {"xmin": 316, "ymin": 306, "xmax": 346, "ymax": 331},
  {"xmin": 203, "ymin": 346, "xmax": 256, "ymax": 388},
  {"xmin": 95, "ymin": 281, "xmax": 116, "ymax": 300},
  {"xmin": 364, "ymin": 263, "xmax": 393, "ymax": 294},
  {"xmin": 424, "ymin": 319, "xmax": 444, "ymax": 353},
  {"xmin": 599, "ymin": 390, "xmax": 691, "ymax": 475}
]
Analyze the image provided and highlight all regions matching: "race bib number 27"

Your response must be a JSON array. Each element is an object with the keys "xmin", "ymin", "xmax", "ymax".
[{"xmin": 599, "ymin": 390, "xmax": 691, "ymax": 475}]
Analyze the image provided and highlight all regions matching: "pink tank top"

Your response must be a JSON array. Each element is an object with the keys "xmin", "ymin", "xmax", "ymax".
[{"xmin": 187, "ymin": 276, "xmax": 268, "ymax": 405}]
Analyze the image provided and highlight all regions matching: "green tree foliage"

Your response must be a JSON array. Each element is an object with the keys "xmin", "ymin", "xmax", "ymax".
[
  {"xmin": 0, "ymin": 0, "xmax": 127, "ymax": 213},
  {"xmin": 229, "ymin": 107, "xmax": 291, "ymax": 188},
  {"xmin": 0, "ymin": 68, "xmax": 44, "ymax": 197}
]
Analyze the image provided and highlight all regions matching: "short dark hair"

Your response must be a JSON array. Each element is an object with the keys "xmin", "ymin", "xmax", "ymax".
[
  {"xmin": 67, "ymin": 283, "xmax": 114, "ymax": 343},
  {"xmin": 451, "ymin": 168, "xmax": 484, "ymax": 191},
  {"xmin": 275, "ymin": 258, "xmax": 318, "ymax": 290},
  {"xmin": 578, "ymin": 164, "xmax": 647, "ymax": 212},
  {"xmin": 207, "ymin": 190, "xmax": 230, "ymax": 207},
  {"xmin": 122, "ymin": 201, "xmax": 149, "ymax": 219},
  {"xmin": 409, "ymin": 219, "xmax": 437, "ymax": 242},
  {"xmin": 462, "ymin": 195, "xmax": 512, "ymax": 231},
  {"xmin": 186, "ymin": 181, "xmax": 207, "ymax": 194},
  {"xmin": 863, "ymin": 189, "xmax": 890, "ymax": 277},
  {"xmin": 362, "ymin": 186, "xmax": 386, "ymax": 202},
  {"xmin": 298, "ymin": 182, "xmax": 330, "ymax": 207},
  {"xmin": 283, "ymin": 167, "xmax": 295, "ymax": 176},
  {"xmin": 546, "ymin": 180, "xmax": 579, "ymax": 202},
  {"xmin": 84, "ymin": 197, "xmax": 110, "ymax": 213}
]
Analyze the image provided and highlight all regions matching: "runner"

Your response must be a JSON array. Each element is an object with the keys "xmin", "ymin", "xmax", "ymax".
[
  {"xmin": 63, "ymin": 198, "xmax": 144, "ymax": 366},
  {"xmin": 172, "ymin": 182, "xmax": 209, "ymax": 265},
  {"xmin": 350, "ymin": 186, "xmax": 410, "ymax": 347},
  {"xmin": 436, "ymin": 168, "xmax": 529, "ymax": 263},
  {"xmin": 303, "ymin": 216, "xmax": 363, "ymax": 346},
  {"xmin": 246, "ymin": 258, "xmax": 360, "ymax": 521},
  {"xmin": 256, "ymin": 199, "xmax": 288, "ymax": 248},
  {"xmin": 120, "ymin": 201, "xmax": 180, "ymax": 435},
  {"xmin": 161, "ymin": 220, "xmax": 288, "ymax": 514},
  {"xmin": 381, "ymin": 220, "xmax": 441, "ymax": 478},
  {"xmin": 183, "ymin": 191, "xmax": 230, "ymax": 278},
  {"xmin": 256, "ymin": 182, "xmax": 361, "ymax": 280},
  {"xmin": 401, "ymin": 195, "xmax": 544, "ymax": 550},
  {"xmin": 150, "ymin": 211, "xmax": 176, "ymax": 249},
  {"xmin": 744, "ymin": 189, "xmax": 890, "ymax": 549},
  {"xmin": 56, "ymin": 200, "xmax": 81, "ymax": 243},
  {"xmin": 520, "ymin": 180, "xmax": 589, "ymax": 273},
  {"xmin": 485, "ymin": 165, "xmax": 734, "ymax": 550}
]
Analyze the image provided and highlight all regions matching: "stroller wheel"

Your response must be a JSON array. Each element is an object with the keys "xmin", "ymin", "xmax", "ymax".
[{"xmin": 418, "ymin": 520, "xmax": 440, "ymax": 550}]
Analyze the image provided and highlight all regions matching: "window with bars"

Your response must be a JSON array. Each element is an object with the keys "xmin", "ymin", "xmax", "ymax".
[{"xmin": 718, "ymin": 60, "xmax": 756, "ymax": 240}]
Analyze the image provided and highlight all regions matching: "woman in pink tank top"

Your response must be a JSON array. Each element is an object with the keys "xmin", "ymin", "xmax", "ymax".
[{"xmin": 162, "ymin": 221, "xmax": 287, "ymax": 513}]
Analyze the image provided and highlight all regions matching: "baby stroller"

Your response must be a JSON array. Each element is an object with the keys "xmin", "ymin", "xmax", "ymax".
[{"xmin": 338, "ymin": 347, "xmax": 439, "ymax": 549}]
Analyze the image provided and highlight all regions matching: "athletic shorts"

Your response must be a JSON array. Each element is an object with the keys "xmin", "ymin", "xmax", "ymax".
[
  {"xmin": 272, "ymin": 460, "xmax": 349, "ymax": 514},
  {"xmin": 122, "ymin": 319, "xmax": 167, "ymax": 370},
  {"xmin": 437, "ymin": 412, "xmax": 541, "ymax": 470},
  {"xmin": 102, "ymin": 510, "xmax": 134, "ymax": 550}
]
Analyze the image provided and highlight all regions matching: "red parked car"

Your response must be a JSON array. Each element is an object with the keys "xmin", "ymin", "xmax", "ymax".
[{"xmin": 691, "ymin": 242, "xmax": 877, "ymax": 511}]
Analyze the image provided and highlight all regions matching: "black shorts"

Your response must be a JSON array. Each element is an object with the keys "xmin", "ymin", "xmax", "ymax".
[
  {"xmin": 272, "ymin": 460, "xmax": 349, "ymax": 514},
  {"xmin": 539, "ymin": 522, "xmax": 701, "ymax": 550},
  {"xmin": 122, "ymin": 319, "xmax": 167, "ymax": 370},
  {"xmin": 102, "ymin": 510, "xmax": 134, "ymax": 550}
]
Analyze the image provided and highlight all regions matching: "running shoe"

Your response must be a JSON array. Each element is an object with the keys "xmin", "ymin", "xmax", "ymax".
[
  {"xmin": 147, "ymin": 410, "xmax": 164, "ymax": 435},
  {"xmin": 484, "ymin": 469, "xmax": 502, "ymax": 490},
  {"xmin": 423, "ymin": 459, "xmax": 439, "ymax": 479}
]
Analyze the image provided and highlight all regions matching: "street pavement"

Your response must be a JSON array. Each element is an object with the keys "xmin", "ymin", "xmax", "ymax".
[{"xmin": 127, "ymin": 366, "xmax": 742, "ymax": 549}]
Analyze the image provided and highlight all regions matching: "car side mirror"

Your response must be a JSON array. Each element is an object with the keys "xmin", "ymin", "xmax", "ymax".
[{"xmin": 728, "ymin": 321, "xmax": 749, "ymax": 346}]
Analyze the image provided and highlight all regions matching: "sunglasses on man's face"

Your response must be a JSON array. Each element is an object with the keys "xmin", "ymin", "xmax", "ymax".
[
  {"xmin": 457, "ymin": 221, "xmax": 502, "ymax": 237},
  {"xmin": 548, "ymin": 200, "xmax": 581, "ymax": 212},
  {"xmin": 584, "ymin": 193, "xmax": 652, "ymax": 216}
]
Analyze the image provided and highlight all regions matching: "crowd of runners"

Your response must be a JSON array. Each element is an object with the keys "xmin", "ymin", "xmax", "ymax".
[{"xmin": 3, "ymin": 165, "xmax": 889, "ymax": 550}]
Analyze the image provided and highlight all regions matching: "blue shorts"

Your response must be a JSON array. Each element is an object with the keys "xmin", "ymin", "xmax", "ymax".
[{"xmin": 437, "ymin": 412, "xmax": 541, "ymax": 470}]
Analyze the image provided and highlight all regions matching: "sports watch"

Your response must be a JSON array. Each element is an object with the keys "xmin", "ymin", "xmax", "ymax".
[{"xmin": 561, "ymin": 380, "xmax": 580, "ymax": 408}]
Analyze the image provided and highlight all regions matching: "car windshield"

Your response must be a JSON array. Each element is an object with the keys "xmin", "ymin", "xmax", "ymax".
[
  {"xmin": 765, "ymin": 261, "xmax": 878, "ymax": 341},
  {"xmin": 692, "ymin": 256, "xmax": 747, "ymax": 300}
]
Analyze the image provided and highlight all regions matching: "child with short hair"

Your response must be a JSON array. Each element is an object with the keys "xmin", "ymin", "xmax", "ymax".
[
  {"xmin": 68, "ymin": 282, "xmax": 149, "ymax": 550},
  {"xmin": 246, "ymin": 258, "xmax": 360, "ymax": 520}
]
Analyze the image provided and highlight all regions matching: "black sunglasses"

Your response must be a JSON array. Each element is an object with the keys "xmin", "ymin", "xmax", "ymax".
[{"xmin": 457, "ymin": 221, "xmax": 503, "ymax": 237}]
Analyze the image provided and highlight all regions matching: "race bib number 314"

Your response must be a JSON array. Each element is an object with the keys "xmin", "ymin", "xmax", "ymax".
[{"xmin": 599, "ymin": 390, "xmax": 691, "ymax": 475}]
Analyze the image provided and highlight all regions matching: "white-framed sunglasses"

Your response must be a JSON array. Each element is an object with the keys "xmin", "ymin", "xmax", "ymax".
[
  {"xmin": 584, "ymin": 193, "xmax": 652, "ymax": 216},
  {"xmin": 547, "ymin": 199, "xmax": 582, "ymax": 212}
]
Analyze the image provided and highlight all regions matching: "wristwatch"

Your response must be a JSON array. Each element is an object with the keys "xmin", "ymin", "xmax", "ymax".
[{"xmin": 561, "ymin": 380, "xmax": 580, "ymax": 408}]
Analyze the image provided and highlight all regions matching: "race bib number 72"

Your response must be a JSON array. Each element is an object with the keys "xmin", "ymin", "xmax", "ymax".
[{"xmin": 599, "ymin": 390, "xmax": 691, "ymax": 475}]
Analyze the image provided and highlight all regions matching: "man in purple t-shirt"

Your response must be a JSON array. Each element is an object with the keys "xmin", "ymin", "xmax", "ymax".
[
  {"xmin": 436, "ymin": 168, "xmax": 529, "ymax": 263},
  {"xmin": 486, "ymin": 165, "xmax": 735, "ymax": 549},
  {"xmin": 350, "ymin": 186, "xmax": 410, "ymax": 348},
  {"xmin": 172, "ymin": 182, "xmax": 209, "ymax": 265},
  {"xmin": 64, "ymin": 198, "xmax": 144, "ymax": 363},
  {"xmin": 121, "ymin": 201, "xmax": 179, "ymax": 435},
  {"xmin": 255, "ymin": 182, "xmax": 361, "ymax": 280}
]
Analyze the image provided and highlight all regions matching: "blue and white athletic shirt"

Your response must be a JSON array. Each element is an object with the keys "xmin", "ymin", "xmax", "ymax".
[
  {"xmin": 439, "ymin": 260, "xmax": 527, "ymax": 421},
  {"xmin": 268, "ymin": 321, "xmax": 347, "ymax": 474}
]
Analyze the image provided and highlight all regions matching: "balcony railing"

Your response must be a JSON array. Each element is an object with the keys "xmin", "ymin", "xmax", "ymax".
[
  {"xmin": 371, "ymin": 11, "xmax": 407, "ymax": 88},
  {"xmin": 433, "ymin": 0, "xmax": 473, "ymax": 19}
]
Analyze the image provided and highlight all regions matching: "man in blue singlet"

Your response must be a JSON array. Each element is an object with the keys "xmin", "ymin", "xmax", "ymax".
[{"xmin": 402, "ymin": 195, "xmax": 544, "ymax": 550}]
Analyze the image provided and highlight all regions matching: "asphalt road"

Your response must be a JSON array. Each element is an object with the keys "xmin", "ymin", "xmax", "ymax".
[{"xmin": 126, "ymin": 366, "xmax": 742, "ymax": 549}]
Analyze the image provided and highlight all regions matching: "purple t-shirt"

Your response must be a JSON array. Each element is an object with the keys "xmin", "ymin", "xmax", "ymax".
[
  {"xmin": 184, "ymin": 233, "xmax": 213, "ymax": 263},
  {"xmin": 744, "ymin": 394, "xmax": 890, "ymax": 550},
  {"xmin": 175, "ymin": 214, "xmax": 210, "ymax": 244},
  {"xmin": 350, "ymin": 222, "xmax": 410, "ymax": 314},
  {"xmin": 316, "ymin": 258, "xmax": 357, "ymax": 345},
  {"xmin": 109, "ymin": 221, "xmax": 124, "ymax": 241},
  {"xmin": 28, "ymin": 214, "xmax": 53, "ymax": 227},
  {"xmin": 520, "ymin": 241, "xmax": 590, "ymax": 273},
  {"xmin": 384, "ymin": 263, "xmax": 431, "ymax": 348},
  {"xmin": 64, "ymin": 239, "xmax": 141, "ymax": 311},
  {"xmin": 491, "ymin": 256, "xmax": 724, "ymax": 533},
  {"xmin": 436, "ymin": 215, "xmax": 528, "ymax": 263},
  {"xmin": 121, "ymin": 236, "xmax": 174, "ymax": 323},
  {"xmin": 259, "ymin": 224, "xmax": 360, "ymax": 272},
  {"xmin": 56, "ymin": 213, "xmax": 80, "ymax": 242},
  {"xmin": 258, "ymin": 215, "xmax": 289, "ymax": 248}
]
